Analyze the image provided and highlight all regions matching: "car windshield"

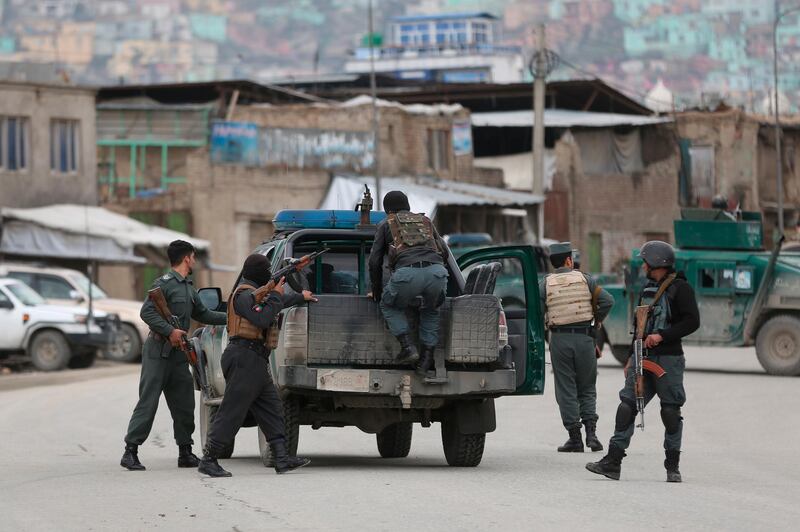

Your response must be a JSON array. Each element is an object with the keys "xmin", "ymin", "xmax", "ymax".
[
  {"xmin": 6, "ymin": 282, "xmax": 46, "ymax": 306},
  {"xmin": 68, "ymin": 273, "xmax": 108, "ymax": 299}
]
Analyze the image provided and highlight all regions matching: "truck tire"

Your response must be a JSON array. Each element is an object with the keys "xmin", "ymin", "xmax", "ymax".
[
  {"xmin": 104, "ymin": 323, "xmax": 142, "ymax": 363},
  {"xmin": 259, "ymin": 396, "xmax": 300, "ymax": 467},
  {"xmin": 376, "ymin": 422, "xmax": 412, "ymax": 458},
  {"xmin": 29, "ymin": 330, "xmax": 71, "ymax": 371},
  {"xmin": 610, "ymin": 345, "xmax": 631, "ymax": 365},
  {"xmin": 441, "ymin": 419, "xmax": 485, "ymax": 467},
  {"xmin": 755, "ymin": 315, "xmax": 800, "ymax": 376},
  {"xmin": 199, "ymin": 402, "xmax": 235, "ymax": 459}
]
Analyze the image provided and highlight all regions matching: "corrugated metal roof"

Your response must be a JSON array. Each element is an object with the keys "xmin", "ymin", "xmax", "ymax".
[
  {"xmin": 390, "ymin": 12, "xmax": 498, "ymax": 22},
  {"xmin": 471, "ymin": 109, "xmax": 672, "ymax": 128},
  {"xmin": 322, "ymin": 175, "xmax": 542, "ymax": 219}
]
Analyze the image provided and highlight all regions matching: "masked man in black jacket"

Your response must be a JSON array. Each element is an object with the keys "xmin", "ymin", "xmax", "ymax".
[{"xmin": 586, "ymin": 241, "xmax": 699, "ymax": 483}]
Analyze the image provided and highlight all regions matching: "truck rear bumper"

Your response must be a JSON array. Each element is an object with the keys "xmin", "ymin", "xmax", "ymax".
[{"xmin": 278, "ymin": 366, "xmax": 515, "ymax": 397}]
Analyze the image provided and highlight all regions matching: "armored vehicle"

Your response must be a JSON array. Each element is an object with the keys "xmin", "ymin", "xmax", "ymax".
[
  {"xmin": 600, "ymin": 208, "xmax": 800, "ymax": 376},
  {"xmin": 193, "ymin": 209, "xmax": 546, "ymax": 467}
]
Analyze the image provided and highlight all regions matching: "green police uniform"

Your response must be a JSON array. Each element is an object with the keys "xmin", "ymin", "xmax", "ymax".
[
  {"xmin": 540, "ymin": 243, "xmax": 614, "ymax": 434},
  {"xmin": 124, "ymin": 270, "xmax": 227, "ymax": 447}
]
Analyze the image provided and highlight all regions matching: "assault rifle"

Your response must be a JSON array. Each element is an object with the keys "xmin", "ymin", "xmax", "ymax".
[
  {"xmin": 148, "ymin": 287, "xmax": 213, "ymax": 399},
  {"xmin": 631, "ymin": 305, "xmax": 668, "ymax": 432},
  {"xmin": 252, "ymin": 248, "xmax": 329, "ymax": 303}
]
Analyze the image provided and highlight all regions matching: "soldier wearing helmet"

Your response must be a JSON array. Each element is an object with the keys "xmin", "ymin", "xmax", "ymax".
[{"xmin": 587, "ymin": 240, "xmax": 699, "ymax": 483}]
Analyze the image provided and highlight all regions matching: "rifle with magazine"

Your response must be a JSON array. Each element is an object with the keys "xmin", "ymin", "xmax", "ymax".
[
  {"xmin": 147, "ymin": 287, "xmax": 213, "ymax": 399},
  {"xmin": 252, "ymin": 248, "xmax": 329, "ymax": 303}
]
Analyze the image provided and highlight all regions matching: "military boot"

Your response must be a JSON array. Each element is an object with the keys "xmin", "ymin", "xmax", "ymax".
[
  {"xmin": 585, "ymin": 444, "xmax": 626, "ymax": 480},
  {"xmin": 583, "ymin": 420, "xmax": 604, "ymax": 452},
  {"xmin": 270, "ymin": 439, "xmax": 310, "ymax": 474},
  {"xmin": 178, "ymin": 444, "xmax": 200, "ymax": 468},
  {"xmin": 120, "ymin": 443, "xmax": 146, "ymax": 471},
  {"xmin": 198, "ymin": 447, "xmax": 232, "ymax": 478},
  {"xmin": 395, "ymin": 333, "xmax": 419, "ymax": 364},
  {"xmin": 557, "ymin": 427, "xmax": 584, "ymax": 452},
  {"xmin": 416, "ymin": 345, "xmax": 435, "ymax": 376},
  {"xmin": 664, "ymin": 450, "xmax": 682, "ymax": 483}
]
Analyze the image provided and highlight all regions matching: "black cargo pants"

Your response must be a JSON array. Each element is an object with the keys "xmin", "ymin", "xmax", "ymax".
[{"xmin": 205, "ymin": 341, "xmax": 286, "ymax": 455}]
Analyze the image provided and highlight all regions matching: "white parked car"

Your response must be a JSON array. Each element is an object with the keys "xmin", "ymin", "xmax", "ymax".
[
  {"xmin": 0, "ymin": 263, "xmax": 146, "ymax": 362},
  {"xmin": 0, "ymin": 278, "xmax": 117, "ymax": 371}
]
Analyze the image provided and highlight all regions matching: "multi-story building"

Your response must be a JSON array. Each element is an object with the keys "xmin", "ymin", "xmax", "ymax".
[
  {"xmin": 0, "ymin": 82, "xmax": 97, "ymax": 208},
  {"xmin": 344, "ymin": 12, "xmax": 525, "ymax": 84},
  {"xmin": 624, "ymin": 14, "xmax": 711, "ymax": 58},
  {"xmin": 701, "ymin": 0, "xmax": 775, "ymax": 26}
]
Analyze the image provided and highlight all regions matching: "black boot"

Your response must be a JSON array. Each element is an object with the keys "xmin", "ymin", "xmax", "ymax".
[
  {"xmin": 395, "ymin": 333, "xmax": 419, "ymax": 364},
  {"xmin": 178, "ymin": 444, "xmax": 200, "ymax": 468},
  {"xmin": 198, "ymin": 446, "xmax": 232, "ymax": 477},
  {"xmin": 416, "ymin": 345, "xmax": 435, "ymax": 376},
  {"xmin": 120, "ymin": 443, "xmax": 145, "ymax": 471},
  {"xmin": 665, "ymin": 450, "xmax": 682, "ymax": 483},
  {"xmin": 557, "ymin": 427, "xmax": 584, "ymax": 452},
  {"xmin": 583, "ymin": 421, "xmax": 604, "ymax": 452},
  {"xmin": 585, "ymin": 444, "xmax": 626, "ymax": 480},
  {"xmin": 270, "ymin": 439, "xmax": 310, "ymax": 474}
]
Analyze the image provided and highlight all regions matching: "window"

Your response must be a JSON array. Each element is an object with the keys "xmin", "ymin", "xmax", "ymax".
[
  {"xmin": 427, "ymin": 129, "xmax": 450, "ymax": 171},
  {"xmin": 697, "ymin": 263, "xmax": 736, "ymax": 294},
  {"xmin": 50, "ymin": 119, "xmax": 80, "ymax": 173},
  {"xmin": 0, "ymin": 116, "xmax": 30, "ymax": 171},
  {"xmin": 36, "ymin": 275, "xmax": 76, "ymax": 299},
  {"xmin": 0, "ymin": 289, "xmax": 13, "ymax": 308},
  {"xmin": 688, "ymin": 146, "xmax": 715, "ymax": 206}
]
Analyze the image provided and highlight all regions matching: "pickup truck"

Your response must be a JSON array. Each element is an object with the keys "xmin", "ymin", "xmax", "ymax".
[
  {"xmin": 194, "ymin": 209, "xmax": 546, "ymax": 467},
  {"xmin": 0, "ymin": 278, "xmax": 118, "ymax": 370}
]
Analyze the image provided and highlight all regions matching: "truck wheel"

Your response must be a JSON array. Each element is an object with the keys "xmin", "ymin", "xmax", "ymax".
[
  {"xmin": 199, "ymin": 402, "xmax": 235, "ymax": 459},
  {"xmin": 441, "ymin": 419, "xmax": 485, "ymax": 467},
  {"xmin": 104, "ymin": 323, "xmax": 142, "ymax": 363},
  {"xmin": 756, "ymin": 315, "xmax": 800, "ymax": 376},
  {"xmin": 610, "ymin": 345, "xmax": 631, "ymax": 365},
  {"xmin": 259, "ymin": 396, "xmax": 300, "ymax": 467},
  {"xmin": 29, "ymin": 330, "xmax": 71, "ymax": 371},
  {"xmin": 68, "ymin": 350, "xmax": 97, "ymax": 369},
  {"xmin": 376, "ymin": 422, "xmax": 412, "ymax": 458}
]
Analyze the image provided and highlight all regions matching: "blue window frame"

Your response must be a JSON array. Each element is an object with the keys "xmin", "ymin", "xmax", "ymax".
[{"xmin": 1, "ymin": 116, "xmax": 29, "ymax": 172}]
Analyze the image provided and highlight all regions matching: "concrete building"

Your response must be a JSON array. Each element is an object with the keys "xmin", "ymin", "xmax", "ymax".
[
  {"xmin": 0, "ymin": 82, "xmax": 97, "ymax": 209},
  {"xmin": 345, "ymin": 12, "xmax": 525, "ymax": 84}
]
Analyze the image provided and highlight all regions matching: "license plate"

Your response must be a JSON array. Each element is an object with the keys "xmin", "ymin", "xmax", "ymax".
[{"xmin": 317, "ymin": 370, "xmax": 370, "ymax": 392}]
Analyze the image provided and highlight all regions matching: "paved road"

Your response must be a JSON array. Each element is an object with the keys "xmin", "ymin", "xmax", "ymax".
[{"xmin": 1, "ymin": 346, "xmax": 798, "ymax": 531}]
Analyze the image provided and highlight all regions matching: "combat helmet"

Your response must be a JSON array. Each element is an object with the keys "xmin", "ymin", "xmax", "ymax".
[{"xmin": 638, "ymin": 240, "xmax": 675, "ymax": 268}]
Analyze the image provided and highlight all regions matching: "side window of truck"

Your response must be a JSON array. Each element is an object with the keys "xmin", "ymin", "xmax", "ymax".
[{"xmin": 697, "ymin": 262, "xmax": 736, "ymax": 294}]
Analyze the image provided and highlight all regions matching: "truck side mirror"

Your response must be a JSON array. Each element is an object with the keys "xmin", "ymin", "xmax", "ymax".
[
  {"xmin": 69, "ymin": 290, "xmax": 85, "ymax": 303},
  {"xmin": 198, "ymin": 287, "xmax": 224, "ymax": 312}
]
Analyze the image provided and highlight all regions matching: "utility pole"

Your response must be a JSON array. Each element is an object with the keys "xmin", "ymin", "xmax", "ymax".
[
  {"xmin": 532, "ymin": 24, "xmax": 547, "ymax": 242},
  {"xmin": 368, "ymin": 0, "xmax": 382, "ymax": 210}
]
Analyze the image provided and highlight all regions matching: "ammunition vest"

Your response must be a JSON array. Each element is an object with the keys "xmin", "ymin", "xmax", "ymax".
[
  {"xmin": 226, "ymin": 283, "xmax": 280, "ymax": 349},
  {"xmin": 387, "ymin": 212, "xmax": 439, "ymax": 264},
  {"xmin": 545, "ymin": 270, "xmax": 594, "ymax": 327},
  {"xmin": 640, "ymin": 280, "xmax": 673, "ymax": 336}
]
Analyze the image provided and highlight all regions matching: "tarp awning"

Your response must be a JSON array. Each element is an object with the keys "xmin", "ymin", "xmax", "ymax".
[
  {"xmin": 474, "ymin": 151, "xmax": 557, "ymax": 191},
  {"xmin": 471, "ymin": 109, "xmax": 672, "ymax": 128},
  {"xmin": 0, "ymin": 204, "xmax": 209, "ymax": 264},
  {"xmin": 320, "ymin": 176, "xmax": 543, "ymax": 219}
]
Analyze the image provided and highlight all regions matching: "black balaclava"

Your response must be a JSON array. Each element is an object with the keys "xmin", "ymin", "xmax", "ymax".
[
  {"xmin": 383, "ymin": 190, "xmax": 410, "ymax": 214},
  {"xmin": 242, "ymin": 254, "xmax": 272, "ymax": 286}
]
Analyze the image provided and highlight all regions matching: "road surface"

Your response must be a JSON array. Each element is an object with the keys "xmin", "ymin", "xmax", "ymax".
[{"xmin": 0, "ymin": 346, "xmax": 798, "ymax": 531}]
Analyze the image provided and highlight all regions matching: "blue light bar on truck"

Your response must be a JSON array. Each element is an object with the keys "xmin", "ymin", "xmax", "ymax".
[{"xmin": 273, "ymin": 210, "xmax": 386, "ymax": 231}]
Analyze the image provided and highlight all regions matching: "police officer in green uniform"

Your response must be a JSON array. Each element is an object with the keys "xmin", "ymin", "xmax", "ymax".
[
  {"xmin": 586, "ymin": 241, "xmax": 699, "ymax": 482},
  {"xmin": 540, "ymin": 242, "xmax": 613, "ymax": 453},
  {"xmin": 368, "ymin": 191, "xmax": 449, "ymax": 375},
  {"xmin": 120, "ymin": 240, "xmax": 227, "ymax": 471}
]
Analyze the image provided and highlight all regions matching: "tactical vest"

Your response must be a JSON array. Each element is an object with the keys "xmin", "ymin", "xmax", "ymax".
[
  {"xmin": 640, "ymin": 282, "xmax": 672, "ymax": 336},
  {"xmin": 226, "ymin": 283, "xmax": 280, "ymax": 349},
  {"xmin": 545, "ymin": 270, "xmax": 594, "ymax": 326},
  {"xmin": 387, "ymin": 212, "xmax": 439, "ymax": 265}
]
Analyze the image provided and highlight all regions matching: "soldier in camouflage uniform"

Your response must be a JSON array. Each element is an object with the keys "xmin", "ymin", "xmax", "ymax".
[
  {"xmin": 540, "ymin": 242, "xmax": 613, "ymax": 453},
  {"xmin": 368, "ymin": 191, "xmax": 449, "ymax": 376},
  {"xmin": 120, "ymin": 240, "xmax": 227, "ymax": 471}
]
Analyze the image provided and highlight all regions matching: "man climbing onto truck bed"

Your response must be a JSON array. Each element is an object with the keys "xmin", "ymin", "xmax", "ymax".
[{"xmin": 368, "ymin": 190, "xmax": 449, "ymax": 377}]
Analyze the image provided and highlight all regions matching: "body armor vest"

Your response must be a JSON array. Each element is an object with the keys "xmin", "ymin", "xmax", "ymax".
[
  {"xmin": 387, "ymin": 212, "xmax": 439, "ymax": 265},
  {"xmin": 226, "ymin": 283, "xmax": 280, "ymax": 349},
  {"xmin": 640, "ymin": 282, "xmax": 672, "ymax": 336},
  {"xmin": 545, "ymin": 270, "xmax": 594, "ymax": 326}
]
